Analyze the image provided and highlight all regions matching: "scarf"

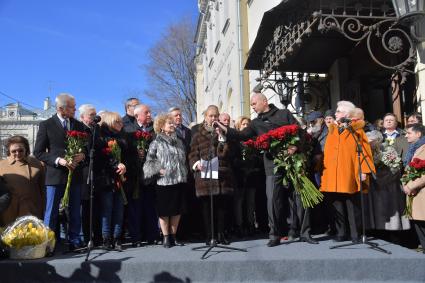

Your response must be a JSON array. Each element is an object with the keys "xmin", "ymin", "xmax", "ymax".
[{"xmin": 404, "ymin": 136, "xmax": 425, "ymax": 166}]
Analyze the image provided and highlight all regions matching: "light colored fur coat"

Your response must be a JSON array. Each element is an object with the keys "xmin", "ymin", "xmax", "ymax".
[{"xmin": 143, "ymin": 133, "xmax": 188, "ymax": 186}]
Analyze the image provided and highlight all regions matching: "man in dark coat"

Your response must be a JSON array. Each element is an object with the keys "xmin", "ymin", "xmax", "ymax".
[
  {"xmin": 123, "ymin": 104, "xmax": 159, "ymax": 245},
  {"xmin": 122, "ymin": 97, "xmax": 140, "ymax": 129},
  {"xmin": 218, "ymin": 92, "xmax": 298, "ymax": 247},
  {"xmin": 34, "ymin": 93, "xmax": 87, "ymax": 251}
]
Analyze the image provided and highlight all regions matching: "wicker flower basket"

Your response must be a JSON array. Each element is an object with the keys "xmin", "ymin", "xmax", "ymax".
[{"xmin": 9, "ymin": 242, "xmax": 47, "ymax": 260}]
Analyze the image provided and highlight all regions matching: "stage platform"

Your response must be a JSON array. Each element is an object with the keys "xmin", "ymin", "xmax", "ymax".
[{"xmin": 0, "ymin": 236, "xmax": 424, "ymax": 282}]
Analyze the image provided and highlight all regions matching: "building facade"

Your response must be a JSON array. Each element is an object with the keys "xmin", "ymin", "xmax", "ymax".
[
  {"xmin": 0, "ymin": 97, "xmax": 55, "ymax": 158},
  {"xmin": 195, "ymin": 0, "xmax": 250, "ymax": 122},
  {"xmin": 196, "ymin": 0, "xmax": 425, "ymax": 125}
]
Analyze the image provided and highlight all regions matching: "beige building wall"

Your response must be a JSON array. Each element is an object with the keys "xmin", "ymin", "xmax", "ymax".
[{"xmin": 195, "ymin": 0, "xmax": 250, "ymax": 123}]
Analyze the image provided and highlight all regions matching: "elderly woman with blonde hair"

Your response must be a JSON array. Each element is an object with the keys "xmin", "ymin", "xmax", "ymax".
[
  {"xmin": 144, "ymin": 113, "xmax": 187, "ymax": 248},
  {"xmin": 94, "ymin": 111, "xmax": 127, "ymax": 251}
]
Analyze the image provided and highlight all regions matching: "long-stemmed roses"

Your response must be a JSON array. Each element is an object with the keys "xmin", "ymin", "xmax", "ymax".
[
  {"xmin": 134, "ymin": 130, "xmax": 153, "ymax": 152},
  {"xmin": 401, "ymin": 157, "xmax": 425, "ymax": 217},
  {"xmin": 102, "ymin": 139, "xmax": 128, "ymax": 205},
  {"xmin": 243, "ymin": 125, "xmax": 323, "ymax": 208},
  {"xmin": 62, "ymin": 130, "xmax": 88, "ymax": 208}
]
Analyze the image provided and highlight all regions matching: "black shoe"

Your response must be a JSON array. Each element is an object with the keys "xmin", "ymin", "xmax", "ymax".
[
  {"xmin": 132, "ymin": 241, "xmax": 142, "ymax": 248},
  {"xmin": 113, "ymin": 239, "xmax": 123, "ymax": 252},
  {"xmin": 170, "ymin": 235, "xmax": 184, "ymax": 246},
  {"xmin": 267, "ymin": 239, "xmax": 280, "ymax": 247},
  {"xmin": 68, "ymin": 243, "xmax": 83, "ymax": 253},
  {"xmin": 333, "ymin": 236, "xmax": 348, "ymax": 242},
  {"xmin": 217, "ymin": 233, "xmax": 230, "ymax": 245},
  {"xmin": 351, "ymin": 237, "xmax": 361, "ymax": 243},
  {"xmin": 300, "ymin": 236, "xmax": 319, "ymax": 244},
  {"xmin": 163, "ymin": 235, "xmax": 171, "ymax": 248},
  {"xmin": 101, "ymin": 237, "xmax": 112, "ymax": 250}
]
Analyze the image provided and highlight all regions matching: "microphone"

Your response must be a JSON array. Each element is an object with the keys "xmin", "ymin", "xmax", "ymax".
[
  {"xmin": 339, "ymin": 117, "xmax": 352, "ymax": 124},
  {"xmin": 91, "ymin": 115, "xmax": 101, "ymax": 124}
]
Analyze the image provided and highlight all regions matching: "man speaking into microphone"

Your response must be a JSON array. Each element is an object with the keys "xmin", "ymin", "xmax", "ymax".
[{"xmin": 320, "ymin": 101, "xmax": 375, "ymax": 243}]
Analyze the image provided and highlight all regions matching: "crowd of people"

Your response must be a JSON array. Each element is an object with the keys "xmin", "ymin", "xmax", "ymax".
[{"xmin": 0, "ymin": 92, "xmax": 424, "ymax": 255}]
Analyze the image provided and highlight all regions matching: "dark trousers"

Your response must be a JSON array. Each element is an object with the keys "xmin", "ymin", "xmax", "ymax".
[
  {"xmin": 328, "ymin": 193, "xmax": 361, "ymax": 240},
  {"xmin": 141, "ymin": 188, "xmax": 159, "ymax": 242},
  {"xmin": 81, "ymin": 197, "xmax": 102, "ymax": 245},
  {"xmin": 200, "ymin": 195, "xmax": 229, "ymax": 238},
  {"xmin": 288, "ymin": 188, "xmax": 311, "ymax": 238},
  {"xmin": 414, "ymin": 220, "xmax": 425, "ymax": 252},
  {"xmin": 265, "ymin": 175, "xmax": 288, "ymax": 240},
  {"xmin": 127, "ymin": 195, "xmax": 143, "ymax": 242}
]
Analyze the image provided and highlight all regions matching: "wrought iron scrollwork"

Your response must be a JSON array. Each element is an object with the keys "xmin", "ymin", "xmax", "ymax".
[
  {"xmin": 257, "ymin": 72, "xmax": 329, "ymax": 115},
  {"xmin": 315, "ymin": 12, "xmax": 416, "ymax": 73}
]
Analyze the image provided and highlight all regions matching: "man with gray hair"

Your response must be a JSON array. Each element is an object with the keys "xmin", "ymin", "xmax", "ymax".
[
  {"xmin": 169, "ymin": 107, "xmax": 191, "ymax": 152},
  {"xmin": 34, "ymin": 93, "xmax": 87, "ymax": 252}
]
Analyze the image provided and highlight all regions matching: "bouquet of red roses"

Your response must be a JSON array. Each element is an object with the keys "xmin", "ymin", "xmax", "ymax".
[
  {"xmin": 243, "ymin": 125, "xmax": 323, "ymax": 208},
  {"xmin": 401, "ymin": 157, "xmax": 425, "ymax": 217},
  {"xmin": 62, "ymin": 130, "xmax": 89, "ymax": 208},
  {"xmin": 134, "ymin": 130, "xmax": 153, "ymax": 152},
  {"xmin": 102, "ymin": 139, "xmax": 128, "ymax": 205}
]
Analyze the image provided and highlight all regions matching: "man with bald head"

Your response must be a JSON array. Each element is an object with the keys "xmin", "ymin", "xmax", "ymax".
[{"xmin": 219, "ymin": 91, "xmax": 299, "ymax": 247}]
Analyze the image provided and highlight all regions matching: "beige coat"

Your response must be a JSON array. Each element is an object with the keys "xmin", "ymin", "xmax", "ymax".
[
  {"xmin": 0, "ymin": 156, "xmax": 45, "ymax": 226},
  {"xmin": 405, "ymin": 144, "xmax": 425, "ymax": 221}
]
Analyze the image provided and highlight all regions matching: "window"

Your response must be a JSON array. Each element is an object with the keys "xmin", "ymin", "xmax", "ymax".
[
  {"xmin": 208, "ymin": 58, "xmax": 214, "ymax": 69},
  {"xmin": 214, "ymin": 41, "xmax": 221, "ymax": 54},
  {"xmin": 222, "ymin": 18, "xmax": 230, "ymax": 35}
]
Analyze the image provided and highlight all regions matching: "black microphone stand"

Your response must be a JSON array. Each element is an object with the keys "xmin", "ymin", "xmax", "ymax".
[
  {"xmin": 71, "ymin": 123, "xmax": 98, "ymax": 260},
  {"xmin": 192, "ymin": 131, "xmax": 247, "ymax": 259},
  {"xmin": 329, "ymin": 124, "xmax": 391, "ymax": 254}
]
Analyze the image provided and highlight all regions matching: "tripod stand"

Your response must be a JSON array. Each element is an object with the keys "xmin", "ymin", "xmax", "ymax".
[
  {"xmin": 192, "ymin": 132, "xmax": 247, "ymax": 259},
  {"xmin": 329, "ymin": 124, "xmax": 391, "ymax": 254}
]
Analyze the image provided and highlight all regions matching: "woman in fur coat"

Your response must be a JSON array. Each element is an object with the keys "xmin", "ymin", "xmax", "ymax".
[
  {"xmin": 144, "ymin": 113, "xmax": 188, "ymax": 248},
  {"xmin": 188, "ymin": 105, "xmax": 236, "ymax": 245}
]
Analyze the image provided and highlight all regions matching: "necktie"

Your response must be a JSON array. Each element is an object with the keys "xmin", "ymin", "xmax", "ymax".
[{"xmin": 63, "ymin": 119, "xmax": 68, "ymax": 131}]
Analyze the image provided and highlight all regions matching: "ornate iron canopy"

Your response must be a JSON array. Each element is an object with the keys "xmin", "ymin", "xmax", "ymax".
[{"xmin": 246, "ymin": 0, "xmax": 419, "ymax": 114}]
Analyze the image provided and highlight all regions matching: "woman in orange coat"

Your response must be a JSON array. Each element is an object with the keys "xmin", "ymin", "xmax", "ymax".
[{"xmin": 321, "ymin": 102, "xmax": 375, "ymax": 242}]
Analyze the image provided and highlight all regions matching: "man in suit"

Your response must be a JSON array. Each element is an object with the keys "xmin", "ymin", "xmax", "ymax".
[{"xmin": 34, "ymin": 93, "xmax": 87, "ymax": 251}]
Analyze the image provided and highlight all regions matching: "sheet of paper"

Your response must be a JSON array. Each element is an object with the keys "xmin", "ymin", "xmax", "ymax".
[{"xmin": 200, "ymin": 157, "xmax": 218, "ymax": 179}]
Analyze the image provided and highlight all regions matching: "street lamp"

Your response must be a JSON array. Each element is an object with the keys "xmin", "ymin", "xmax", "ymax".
[{"xmin": 392, "ymin": 0, "xmax": 425, "ymax": 25}]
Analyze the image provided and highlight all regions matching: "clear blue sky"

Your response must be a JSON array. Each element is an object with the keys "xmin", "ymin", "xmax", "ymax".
[{"xmin": 0, "ymin": 0, "xmax": 197, "ymax": 115}]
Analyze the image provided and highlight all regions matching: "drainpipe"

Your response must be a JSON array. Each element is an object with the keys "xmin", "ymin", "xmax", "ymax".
[{"xmin": 237, "ymin": 0, "xmax": 245, "ymax": 116}]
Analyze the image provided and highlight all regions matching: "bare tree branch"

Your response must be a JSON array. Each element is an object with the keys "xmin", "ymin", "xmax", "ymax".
[{"xmin": 142, "ymin": 16, "xmax": 197, "ymax": 125}]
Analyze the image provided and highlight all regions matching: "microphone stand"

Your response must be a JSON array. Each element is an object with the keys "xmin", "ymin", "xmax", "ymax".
[
  {"xmin": 329, "ymin": 124, "xmax": 391, "ymax": 254},
  {"xmin": 71, "ymin": 124, "xmax": 98, "ymax": 260},
  {"xmin": 192, "ymin": 130, "xmax": 247, "ymax": 259}
]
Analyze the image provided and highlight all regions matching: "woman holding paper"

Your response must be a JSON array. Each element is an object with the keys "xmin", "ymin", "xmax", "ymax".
[{"xmin": 189, "ymin": 105, "xmax": 236, "ymax": 245}]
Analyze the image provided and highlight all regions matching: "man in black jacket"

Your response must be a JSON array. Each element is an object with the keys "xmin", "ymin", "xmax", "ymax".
[
  {"xmin": 34, "ymin": 93, "xmax": 87, "ymax": 251},
  {"xmin": 122, "ymin": 97, "xmax": 140, "ymax": 129},
  {"xmin": 218, "ymin": 92, "xmax": 297, "ymax": 247}
]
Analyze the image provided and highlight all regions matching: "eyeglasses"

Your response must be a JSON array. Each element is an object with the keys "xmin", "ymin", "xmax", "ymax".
[{"xmin": 11, "ymin": 149, "xmax": 24, "ymax": 153}]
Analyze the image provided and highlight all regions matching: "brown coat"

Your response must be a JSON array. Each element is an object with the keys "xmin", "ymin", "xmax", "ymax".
[
  {"xmin": 404, "ymin": 144, "xmax": 425, "ymax": 221},
  {"xmin": 0, "ymin": 156, "xmax": 45, "ymax": 226},
  {"xmin": 321, "ymin": 121, "xmax": 375, "ymax": 194},
  {"xmin": 189, "ymin": 125, "xmax": 235, "ymax": 197}
]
